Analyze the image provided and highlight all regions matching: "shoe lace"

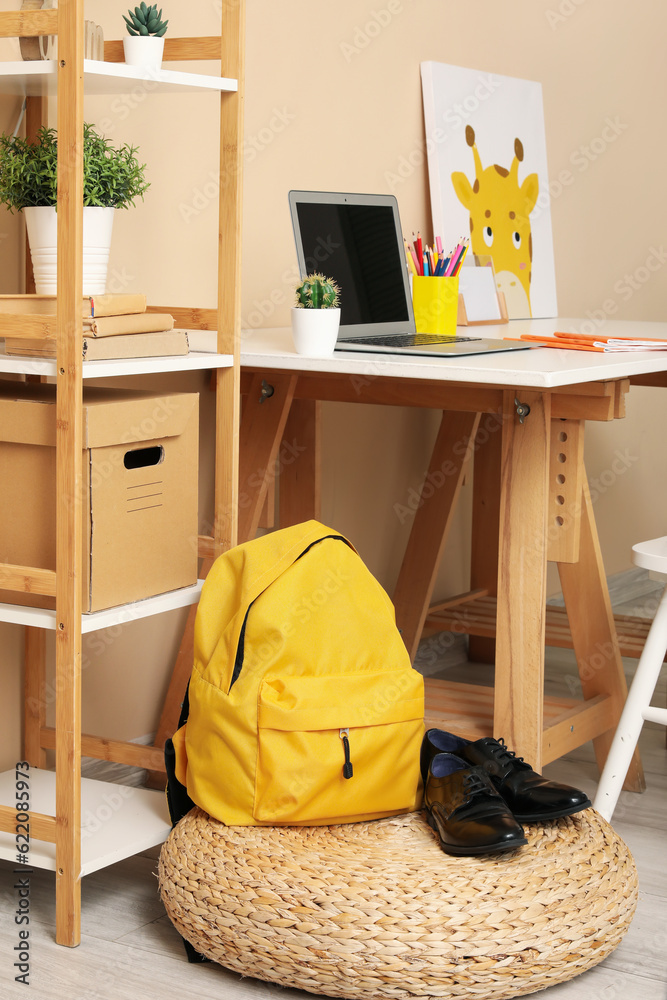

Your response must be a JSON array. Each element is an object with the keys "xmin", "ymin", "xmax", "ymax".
[
  {"xmin": 488, "ymin": 738, "xmax": 530, "ymax": 769},
  {"xmin": 462, "ymin": 770, "xmax": 489, "ymax": 796}
]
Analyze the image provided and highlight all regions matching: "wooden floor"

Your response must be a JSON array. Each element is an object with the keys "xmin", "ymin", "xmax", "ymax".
[{"xmin": 1, "ymin": 571, "xmax": 665, "ymax": 1000}]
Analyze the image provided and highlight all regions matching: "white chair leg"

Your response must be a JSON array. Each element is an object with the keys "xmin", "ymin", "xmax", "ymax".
[{"xmin": 594, "ymin": 583, "xmax": 667, "ymax": 822}]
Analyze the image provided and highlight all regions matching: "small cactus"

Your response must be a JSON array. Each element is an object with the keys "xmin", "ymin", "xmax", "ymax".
[
  {"xmin": 124, "ymin": 3, "xmax": 169, "ymax": 37},
  {"xmin": 295, "ymin": 273, "xmax": 340, "ymax": 309}
]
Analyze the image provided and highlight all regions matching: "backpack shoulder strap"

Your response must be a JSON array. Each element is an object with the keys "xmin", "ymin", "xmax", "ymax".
[
  {"xmin": 164, "ymin": 682, "xmax": 194, "ymax": 827},
  {"xmin": 194, "ymin": 520, "xmax": 353, "ymax": 692}
]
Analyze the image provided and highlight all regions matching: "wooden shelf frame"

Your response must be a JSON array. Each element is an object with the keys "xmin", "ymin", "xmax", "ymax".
[{"xmin": 0, "ymin": 1, "xmax": 244, "ymax": 947}]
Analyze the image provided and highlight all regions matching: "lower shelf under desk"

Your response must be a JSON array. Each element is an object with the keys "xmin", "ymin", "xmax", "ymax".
[
  {"xmin": 0, "ymin": 769, "xmax": 171, "ymax": 875},
  {"xmin": 423, "ymin": 677, "xmax": 612, "ymax": 766},
  {"xmin": 422, "ymin": 591, "xmax": 651, "ymax": 767},
  {"xmin": 424, "ymin": 593, "xmax": 659, "ymax": 661}
]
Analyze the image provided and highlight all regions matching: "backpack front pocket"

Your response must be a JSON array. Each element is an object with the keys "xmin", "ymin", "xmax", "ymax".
[{"xmin": 254, "ymin": 671, "xmax": 424, "ymax": 825}]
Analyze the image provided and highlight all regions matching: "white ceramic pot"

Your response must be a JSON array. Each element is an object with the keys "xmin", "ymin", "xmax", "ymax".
[
  {"xmin": 123, "ymin": 35, "xmax": 165, "ymax": 70},
  {"xmin": 23, "ymin": 205, "xmax": 115, "ymax": 295},
  {"xmin": 291, "ymin": 307, "xmax": 341, "ymax": 357}
]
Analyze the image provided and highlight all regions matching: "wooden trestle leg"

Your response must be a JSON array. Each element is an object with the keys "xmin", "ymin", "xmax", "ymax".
[
  {"xmin": 468, "ymin": 417, "xmax": 502, "ymax": 665},
  {"xmin": 557, "ymin": 481, "xmax": 645, "ymax": 792},
  {"xmin": 494, "ymin": 390, "xmax": 550, "ymax": 770},
  {"xmin": 393, "ymin": 410, "xmax": 482, "ymax": 661}
]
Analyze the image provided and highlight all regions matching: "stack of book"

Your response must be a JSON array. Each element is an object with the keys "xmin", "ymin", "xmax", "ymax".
[{"xmin": 0, "ymin": 293, "xmax": 189, "ymax": 361}]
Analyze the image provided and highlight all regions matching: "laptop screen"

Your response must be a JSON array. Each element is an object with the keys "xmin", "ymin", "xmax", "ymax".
[{"xmin": 289, "ymin": 191, "xmax": 415, "ymax": 338}]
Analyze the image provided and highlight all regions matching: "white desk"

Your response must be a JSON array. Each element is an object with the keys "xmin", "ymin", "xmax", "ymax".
[
  {"xmin": 232, "ymin": 317, "xmax": 667, "ymax": 387},
  {"xmin": 196, "ymin": 318, "xmax": 667, "ymax": 786}
]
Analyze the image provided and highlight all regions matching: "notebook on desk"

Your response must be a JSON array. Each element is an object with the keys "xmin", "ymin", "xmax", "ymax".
[{"xmin": 288, "ymin": 190, "xmax": 531, "ymax": 358}]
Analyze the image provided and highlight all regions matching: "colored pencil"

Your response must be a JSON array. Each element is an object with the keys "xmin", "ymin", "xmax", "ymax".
[{"xmin": 404, "ymin": 238, "xmax": 420, "ymax": 276}]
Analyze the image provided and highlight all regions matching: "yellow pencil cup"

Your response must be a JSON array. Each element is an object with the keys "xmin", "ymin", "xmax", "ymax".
[{"xmin": 412, "ymin": 275, "xmax": 459, "ymax": 336}]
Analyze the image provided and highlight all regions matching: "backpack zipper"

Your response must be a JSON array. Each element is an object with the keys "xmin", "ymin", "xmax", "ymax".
[
  {"xmin": 229, "ymin": 534, "xmax": 350, "ymax": 693},
  {"xmin": 340, "ymin": 728, "xmax": 353, "ymax": 779}
]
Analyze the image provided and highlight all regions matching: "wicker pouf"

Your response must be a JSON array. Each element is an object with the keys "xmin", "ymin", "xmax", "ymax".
[{"xmin": 158, "ymin": 807, "xmax": 637, "ymax": 1000}]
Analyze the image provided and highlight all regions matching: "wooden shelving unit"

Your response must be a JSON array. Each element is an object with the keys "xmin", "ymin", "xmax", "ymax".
[{"xmin": 0, "ymin": 1, "xmax": 244, "ymax": 947}]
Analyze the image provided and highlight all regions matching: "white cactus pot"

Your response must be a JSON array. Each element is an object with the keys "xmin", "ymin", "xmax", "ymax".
[
  {"xmin": 123, "ymin": 35, "xmax": 165, "ymax": 70},
  {"xmin": 290, "ymin": 307, "xmax": 341, "ymax": 357}
]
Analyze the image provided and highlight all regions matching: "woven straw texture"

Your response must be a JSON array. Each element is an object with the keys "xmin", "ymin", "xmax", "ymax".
[{"xmin": 159, "ymin": 807, "xmax": 637, "ymax": 1000}]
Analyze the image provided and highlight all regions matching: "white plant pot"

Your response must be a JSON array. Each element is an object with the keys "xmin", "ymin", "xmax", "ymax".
[
  {"xmin": 123, "ymin": 35, "xmax": 165, "ymax": 70},
  {"xmin": 24, "ymin": 205, "xmax": 115, "ymax": 295},
  {"xmin": 291, "ymin": 307, "xmax": 341, "ymax": 357}
]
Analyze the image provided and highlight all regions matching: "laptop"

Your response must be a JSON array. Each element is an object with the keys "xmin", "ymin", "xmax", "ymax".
[{"xmin": 288, "ymin": 190, "xmax": 531, "ymax": 358}]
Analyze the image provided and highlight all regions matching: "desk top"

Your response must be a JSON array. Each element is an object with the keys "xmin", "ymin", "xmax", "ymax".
[{"xmin": 228, "ymin": 318, "xmax": 667, "ymax": 389}]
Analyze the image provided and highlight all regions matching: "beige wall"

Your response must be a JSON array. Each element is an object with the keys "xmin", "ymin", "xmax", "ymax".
[{"xmin": 1, "ymin": 0, "xmax": 666, "ymax": 764}]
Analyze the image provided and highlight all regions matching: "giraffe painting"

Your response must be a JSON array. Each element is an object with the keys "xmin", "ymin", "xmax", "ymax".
[{"xmin": 451, "ymin": 125, "xmax": 539, "ymax": 318}]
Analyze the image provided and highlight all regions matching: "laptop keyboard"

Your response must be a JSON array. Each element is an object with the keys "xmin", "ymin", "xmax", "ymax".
[{"xmin": 343, "ymin": 333, "xmax": 482, "ymax": 347}]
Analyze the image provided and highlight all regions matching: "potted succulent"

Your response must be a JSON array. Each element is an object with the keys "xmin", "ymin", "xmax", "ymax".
[
  {"xmin": 123, "ymin": 4, "xmax": 169, "ymax": 69},
  {"xmin": 291, "ymin": 273, "xmax": 341, "ymax": 357},
  {"xmin": 0, "ymin": 123, "xmax": 149, "ymax": 294}
]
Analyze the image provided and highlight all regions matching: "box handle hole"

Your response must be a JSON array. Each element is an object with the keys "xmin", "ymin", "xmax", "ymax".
[{"xmin": 124, "ymin": 445, "xmax": 164, "ymax": 470}]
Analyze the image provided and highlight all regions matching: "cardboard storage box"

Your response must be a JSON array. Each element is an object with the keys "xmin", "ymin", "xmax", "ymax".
[{"xmin": 0, "ymin": 381, "xmax": 199, "ymax": 612}]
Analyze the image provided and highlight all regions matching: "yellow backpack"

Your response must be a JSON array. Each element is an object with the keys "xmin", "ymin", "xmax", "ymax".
[{"xmin": 170, "ymin": 520, "xmax": 424, "ymax": 826}]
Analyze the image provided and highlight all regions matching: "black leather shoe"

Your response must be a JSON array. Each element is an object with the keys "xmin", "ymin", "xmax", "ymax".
[
  {"xmin": 422, "ymin": 730, "xmax": 592, "ymax": 823},
  {"xmin": 424, "ymin": 752, "xmax": 527, "ymax": 856}
]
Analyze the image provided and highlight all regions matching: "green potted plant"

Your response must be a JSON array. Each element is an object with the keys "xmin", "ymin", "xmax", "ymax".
[
  {"xmin": 123, "ymin": 4, "xmax": 169, "ymax": 70},
  {"xmin": 292, "ymin": 273, "xmax": 341, "ymax": 357},
  {"xmin": 0, "ymin": 123, "xmax": 149, "ymax": 295}
]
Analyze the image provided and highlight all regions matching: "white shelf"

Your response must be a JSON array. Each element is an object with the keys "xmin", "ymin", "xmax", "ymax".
[
  {"xmin": 0, "ymin": 768, "xmax": 171, "ymax": 875},
  {"xmin": 0, "ymin": 59, "xmax": 237, "ymax": 97},
  {"xmin": 0, "ymin": 580, "xmax": 204, "ymax": 633},
  {"xmin": 0, "ymin": 348, "xmax": 232, "ymax": 378}
]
